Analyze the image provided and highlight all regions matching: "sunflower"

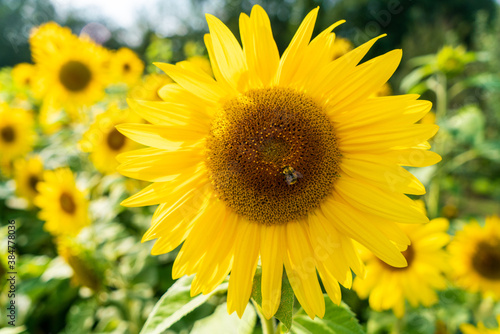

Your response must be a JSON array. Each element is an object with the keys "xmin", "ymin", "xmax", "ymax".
[
  {"xmin": 0, "ymin": 104, "xmax": 35, "ymax": 174},
  {"xmin": 13, "ymin": 156, "xmax": 44, "ymax": 207},
  {"xmin": 353, "ymin": 216, "xmax": 450, "ymax": 317},
  {"xmin": 79, "ymin": 104, "xmax": 142, "ymax": 174},
  {"xmin": 331, "ymin": 37, "xmax": 353, "ymax": 60},
  {"xmin": 57, "ymin": 237, "xmax": 100, "ymax": 291},
  {"xmin": 34, "ymin": 168, "xmax": 89, "ymax": 237},
  {"xmin": 12, "ymin": 63, "xmax": 37, "ymax": 90},
  {"xmin": 110, "ymin": 47, "xmax": 144, "ymax": 86},
  {"xmin": 460, "ymin": 316, "xmax": 500, "ymax": 334},
  {"xmin": 30, "ymin": 22, "xmax": 109, "ymax": 112},
  {"xmin": 448, "ymin": 216, "xmax": 500, "ymax": 299},
  {"xmin": 117, "ymin": 5, "xmax": 439, "ymax": 319},
  {"xmin": 129, "ymin": 73, "xmax": 173, "ymax": 101}
]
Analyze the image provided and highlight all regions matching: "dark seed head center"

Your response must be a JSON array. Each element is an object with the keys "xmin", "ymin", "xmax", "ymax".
[
  {"xmin": 206, "ymin": 87, "xmax": 341, "ymax": 225},
  {"xmin": 472, "ymin": 241, "xmax": 500, "ymax": 280},
  {"xmin": 59, "ymin": 60, "xmax": 92, "ymax": 92}
]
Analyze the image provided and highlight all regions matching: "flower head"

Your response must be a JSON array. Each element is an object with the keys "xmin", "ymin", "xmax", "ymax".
[
  {"xmin": 118, "ymin": 5, "xmax": 439, "ymax": 319},
  {"xmin": 13, "ymin": 156, "xmax": 44, "ymax": 207},
  {"xmin": 448, "ymin": 216, "xmax": 500, "ymax": 299},
  {"xmin": 353, "ymin": 216, "xmax": 450, "ymax": 317},
  {"xmin": 34, "ymin": 168, "xmax": 89, "ymax": 237},
  {"xmin": 80, "ymin": 104, "xmax": 143, "ymax": 174}
]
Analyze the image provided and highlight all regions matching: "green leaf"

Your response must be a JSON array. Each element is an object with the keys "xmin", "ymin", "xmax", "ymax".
[
  {"xmin": 190, "ymin": 302, "xmax": 256, "ymax": 334},
  {"xmin": 140, "ymin": 275, "xmax": 228, "ymax": 334},
  {"xmin": 251, "ymin": 267, "xmax": 294, "ymax": 331},
  {"xmin": 291, "ymin": 296, "xmax": 365, "ymax": 334}
]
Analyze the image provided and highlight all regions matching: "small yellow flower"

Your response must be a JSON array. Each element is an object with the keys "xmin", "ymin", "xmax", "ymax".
[
  {"xmin": 129, "ymin": 73, "xmax": 172, "ymax": 101},
  {"xmin": 79, "ymin": 104, "xmax": 142, "ymax": 174},
  {"xmin": 0, "ymin": 104, "xmax": 36, "ymax": 174},
  {"xmin": 13, "ymin": 156, "xmax": 44, "ymax": 207},
  {"xmin": 57, "ymin": 237, "xmax": 100, "ymax": 291},
  {"xmin": 11, "ymin": 63, "xmax": 37, "ymax": 90},
  {"xmin": 353, "ymin": 217, "xmax": 450, "ymax": 317},
  {"xmin": 331, "ymin": 37, "xmax": 353, "ymax": 60},
  {"xmin": 34, "ymin": 168, "xmax": 89, "ymax": 237},
  {"xmin": 448, "ymin": 216, "xmax": 500, "ymax": 299},
  {"xmin": 110, "ymin": 47, "xmax": 144, "ymax": 86}
]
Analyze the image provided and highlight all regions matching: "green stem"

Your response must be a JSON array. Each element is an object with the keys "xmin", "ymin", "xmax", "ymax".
[{"xmin": 252, "ymin": 299, "xmax": 275, "ymax": 334}]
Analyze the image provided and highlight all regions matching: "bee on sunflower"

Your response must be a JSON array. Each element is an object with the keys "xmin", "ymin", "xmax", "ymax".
[{"xmin": 117, "ymin": 5, "xmax": 440, "ymax": 319}]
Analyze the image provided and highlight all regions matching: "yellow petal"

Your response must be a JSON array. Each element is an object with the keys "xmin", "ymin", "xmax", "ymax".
[
  {"xmin": 116, "ymin": 123, "xmax": 206, "ymax": 149},
  {"xmin": 334, "ymin": 176, "xmax": 428, "ymax": 224},
  {"xmin": 239, "ymin": 5, "xmax": 281, "ymax": 87},
  {"xmin": 275, "ymin": 7, "xmax": 319, "ymax": 86},
  {"xmin": 155, "ymin": 62, "xmax": 226, "ymax": 103},
  {"xmin": 205, "ymin": 13, "xmax": 247, "ymax": 91},
  {"xmin": 283, "ymin": 221, "xmax": 325, "ymax": 319},
  {"xmin": 117, "ymin": 150, "xmax": 203, "ymax": 182},
  {"xmin": 260, "ymin": 223, "xmax": 285, "ymax": 319},
  {"xmin": 227, "ymin": 221, "xmax": 261, "ymax": 318},
  {"xmin": 340, "ymin": 155, "xmax": 425, "ymax": 195}
]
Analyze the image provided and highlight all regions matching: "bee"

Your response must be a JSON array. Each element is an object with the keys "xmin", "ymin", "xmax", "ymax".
[{"xmin": 282, "ymin": 166, "xmax": 303, "ymax": 185}]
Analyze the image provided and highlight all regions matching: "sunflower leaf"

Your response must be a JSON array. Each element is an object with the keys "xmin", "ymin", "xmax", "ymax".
[
  {"xmin": 251, "ymin": 267, "xmax": 294, "ymax": 332},
  {"xmin": 291, "ymin": 296, "xmax": 365, "ymax": 334},
  {"xmin": 140, "ymin": 275, "xmax": 228, "ymax": 334}
]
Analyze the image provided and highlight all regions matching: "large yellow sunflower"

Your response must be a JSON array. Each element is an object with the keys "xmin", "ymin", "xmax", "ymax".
[
  {"xmin": 0, "ymin": 104, "xmax": 35, "ymax": 174},
  {"xmin": 13, "ymin": 156, "xmax": 44, "ymax": 207},
  {"xmin": 34, "ymin": 168, "xmax": 89, "ymax": 237},
  {"xmin": 353, "ymin": 216, "xmax": 450, "ymax": 317},
  {"xmin": 117, "ymin": 5, "xmax": 440, "ymax": 319},
  {"xmin": 109, "ymin": 47, "xmax": 144, "ymax": 86},
  {"xmin": 79, "ymin": 104, "xmax": 143, "ymax": 174},
  {"xmin": 30, "ymin": 22, "xmax": 109, "ymax": 111},
  {"xmin": 448, "ymin": 216, "xmax": 500, "ymax": 299}
]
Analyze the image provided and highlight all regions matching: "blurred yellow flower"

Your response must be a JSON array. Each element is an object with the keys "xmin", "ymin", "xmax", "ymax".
[
  {"xmin": 57, "ymin": 237, "xmax": 100, "ymax": 291},
  {"xmin": 186, "ymin": 55, "xmax": 213, "ymax": 77},
  {"xmin": 13, "ymin": 156, "xmax": 44, "ymax": 207},
  {"xmin": 0, "ymin": 104, "xmax": 35, "ymax": 173},
  {"xmin": 129, "ymin": 73, "xmax": 172, "ymax": 101},
  {"xmin": 448, "ymin": 216, "xmax": 500, "ymax": 299},
  {"xmin": 118, "ymin": 5, "xmax": 439, "ymax": 319},
  {"xmin": 460, "ymin": 315, "xmax": 500, "ymax": 334},
  {"xmin": 353, "ymin": 216, "xmax": 450, "ymax": 317},
  {"xmin": 79, "ymin": 104, "xmax": 142, "ymax": 174},
  {"xmin": 34, "ymin": 168, "xmax": 89, "ymax": 237},
  {"xmin": 11, "ymin": 63, "xmax": 37, "ymax": 90},
  {"xmin": 30, "ymin": 22, "xmax": 109, "ymax": 112},
  {"xmin": 110, "ymin": 47, "xmax": 144, "ymax": 86},
  {"xmin": 436, "ymin": 45, "xmax": 474, "ymax": 76},
  {"xmin": 331, "ymin": 37, "xmax": 353, "ymax": 60}
]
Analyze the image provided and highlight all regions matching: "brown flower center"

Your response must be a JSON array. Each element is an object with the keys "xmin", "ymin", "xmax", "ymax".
[
  {"xmin": 60, "ymin": 192, "xmax": 76, "ymax": 214},
  {"xmin": 28, "ymin": 175, "xmax": 39, "ymax": 192},
  {"xmin": 123, "ymin": 63, "xmax": 131, "ymax": 73},
  {"xmin": 59, "ymin": 60, "xmax": 92, "ymax": 92},
  {"xmin": 1, "ymin": 126, "xmax": 15, "ymax": 143},
  {"xmin": 106, "ymin": 128, "xmax": 126, "ymax": 150},
  {"xmin": 206, "ymin": 87, "xmax": 341, "ymax": 225},
  {"xmin": 381, "ymin": 245, "xmax": 415, "ymax": 270},
  {"xmin": 472, "ymin": 241, "xmax": 500, "ymax": 280}
]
